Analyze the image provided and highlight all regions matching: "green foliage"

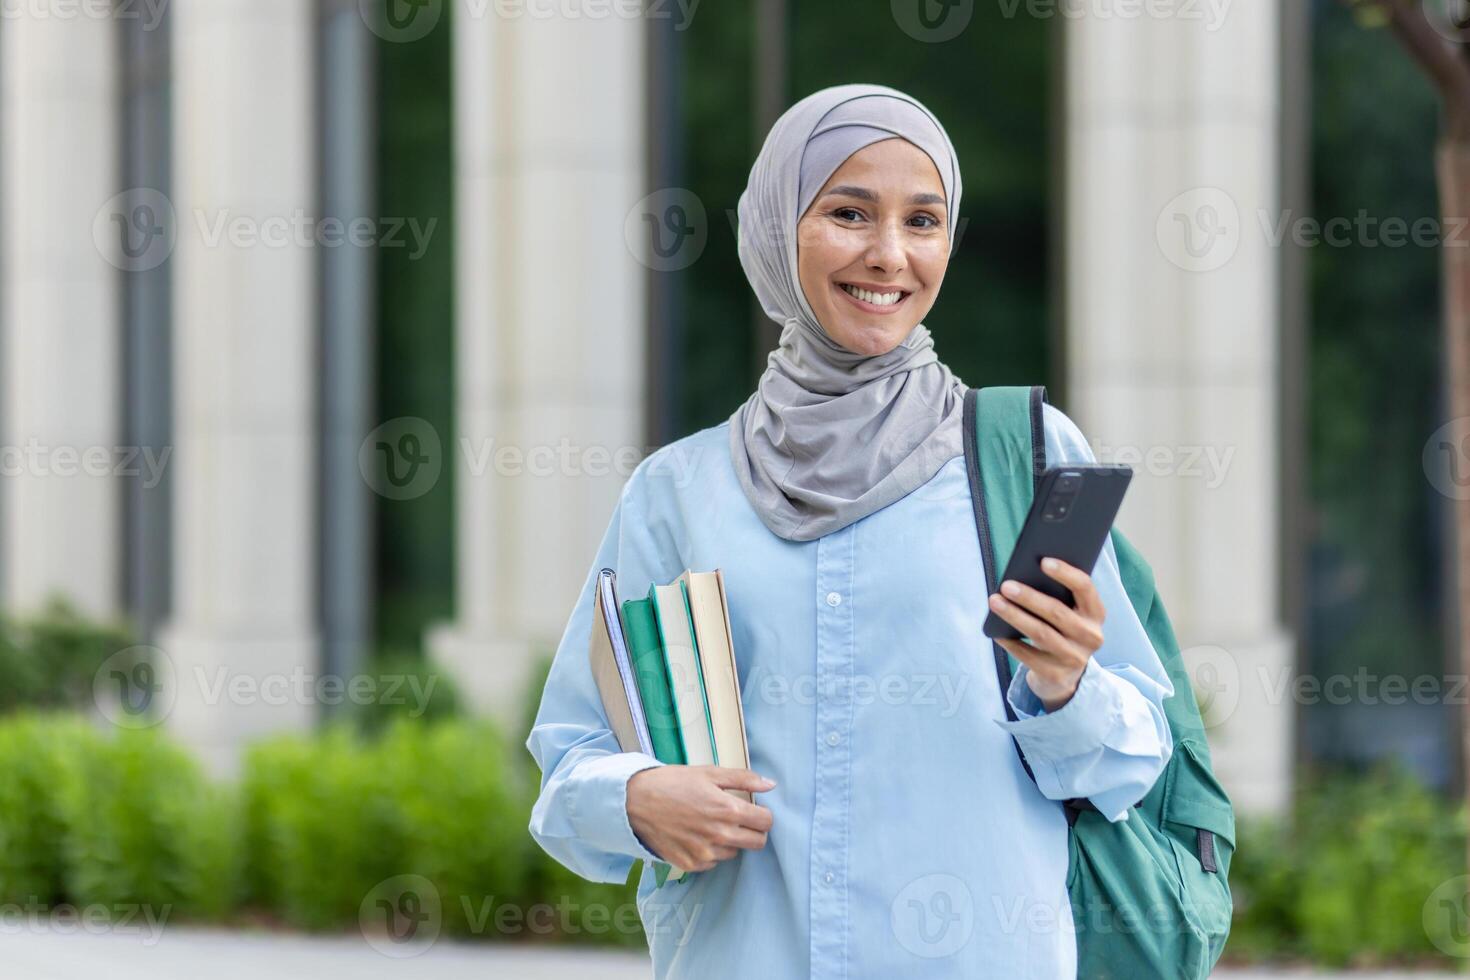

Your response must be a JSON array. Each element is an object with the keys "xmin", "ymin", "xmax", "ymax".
[
  {"xmin": 58, "ymin": 726, "xmax": 240, "ymax": 922},
  {"xmin": 0, "ymin": 695, "xmax": 649, "ymax": 947},
  {"xmin": 241, "ymin": 726, "xmax": 405, "ymax": 929},
  {"xmin": 376, "ymin": 718, "xmax": 531, "ymax": 935},
  {"xmin": 0, "ymin": 600, "xmax": 134, "ymax": 714},
  {"xmin": 348, "ymin": 650, "xmax": 463, "ymax": 735},
  {"xmin": 0, "ymin": 714, "xmax": 100, "ymax": 905},
  {"xmin": 1228, "ymin": 762, "xmax": 1465, "ymax": 968}
]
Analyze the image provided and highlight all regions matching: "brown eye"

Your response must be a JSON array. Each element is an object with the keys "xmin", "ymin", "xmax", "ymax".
[{"xmin": 833, "ymin": 207, "xmax": 864, "ymax": 222}]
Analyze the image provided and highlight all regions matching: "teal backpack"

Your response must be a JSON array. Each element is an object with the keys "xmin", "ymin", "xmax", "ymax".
[{"xmin": 963, "ymin": 385, "xmax": 1236, "ymax": 978}]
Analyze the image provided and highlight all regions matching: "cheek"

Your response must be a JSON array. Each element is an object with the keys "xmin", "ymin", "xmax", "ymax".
[
  {"xmin": 799, "ymin": 221, "xmax": 868, "ymax": 274},
  {"xmin": 912, "ymin": 242, "xmax": 951, "ymax": 289}
]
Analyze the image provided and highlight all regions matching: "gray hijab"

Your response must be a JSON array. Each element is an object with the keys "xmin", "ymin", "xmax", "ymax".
[{"xmin": 728, "ymin": 83, "xmax": 967, "ymax": 541}]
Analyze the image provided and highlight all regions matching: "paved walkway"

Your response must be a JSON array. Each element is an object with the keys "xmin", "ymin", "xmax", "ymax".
[{"xmin": 2, "ymin": 929, "xmax": 1461, "ymax": 979}]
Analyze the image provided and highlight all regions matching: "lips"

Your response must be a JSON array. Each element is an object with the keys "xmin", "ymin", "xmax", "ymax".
[{"xmin": 835, "ymin": 281, "xmax": 911, "ymax": 314}]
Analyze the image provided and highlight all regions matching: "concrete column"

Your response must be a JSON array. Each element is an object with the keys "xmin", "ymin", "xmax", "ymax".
[
  {"xmin": 159, "ymin": 0, "xmax": 318, "ymax": 772},
  {"xmin": 433, "ymin": 2, "xmax": 647, "ymax": 716},
  {"xmin": 0, "ymin": 7, "xmax": 121, "ymax": 617},
  {"xmin": 1064, "ymin": 4, "xmax": 1295, "ymax": 814}
]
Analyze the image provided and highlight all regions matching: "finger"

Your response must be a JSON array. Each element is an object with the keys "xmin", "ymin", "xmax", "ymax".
[
  {"xmin": 716, "ymin": 826, "xmax": 769, "ymax": 851},
  {"xmin": 1040, "ymin": 557, "xmax": 1106, "ymax": 623},
  {"xmin": 710, "ymin": 845, "xmax": 739, "ymax": 862},
  {"xmin": 732, "ymin": 801, "xmax": 774, "ymax": 832},
  {"xmin": 706, "ymin": 767, "xmax": 777, "ymax": 794},
  {"xmin": 996, "ymin": 636, "xmax": 1068, "ymax": 673},
  {"xmin": 989, "ymin": 592, "xmax": 1069, "ymax": 653},
  {"xmin": 999, "ymin": 579, "xmax": 1095, "ymax": 642}
]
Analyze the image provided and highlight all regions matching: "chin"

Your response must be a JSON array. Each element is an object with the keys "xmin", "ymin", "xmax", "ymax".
[{"xmin": 829, "ymin": 320, "xmax": 915, "ymax": 357}]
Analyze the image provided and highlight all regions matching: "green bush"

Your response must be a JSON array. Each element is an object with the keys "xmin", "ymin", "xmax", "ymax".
[
  {"xmin": 1228, "ymin": 760, "xmax": 1465, "ymax": 968},
  {"xmin": 241, "ymin": 726, "xmax": 405, "ymax": 929},
  {"xmin": 377, "ymin": 718, "xmax": 532, "ymax": 935},
  {"xmin": 0, "ymin": 714, "xmax": 100, "ymax": 904},
  {"xmin": 0, "ymin": 601, "xmax": 134, "ymax": 714},
  {"xmin": 348, "ymin": 651, "xmax": 462, "ymax": 735},
  {"xmin": 57, "ymin": 725, "xmax": 240, "ymax": 922}
]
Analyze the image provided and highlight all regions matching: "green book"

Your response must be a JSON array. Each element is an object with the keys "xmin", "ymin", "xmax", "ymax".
[{"xmin": 622, "ymin": 597, "xmax": 685, "ymax": 766}]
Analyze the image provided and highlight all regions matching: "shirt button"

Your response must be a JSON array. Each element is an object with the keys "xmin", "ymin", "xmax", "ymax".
[
  {"xmin": 823, "ymin": 872, "xmax": 835, "ymax": 884},
  {"xmin": 825, "ymin": 591, "xmax": 842, "ymax": 606},
  {"xmin": 826, "ymin": 731, "xmax": 840, "ymax": 747}
]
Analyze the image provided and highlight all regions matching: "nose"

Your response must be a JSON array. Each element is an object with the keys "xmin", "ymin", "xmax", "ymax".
[{"xmin": 864, "ymin": 221, "xmax": 906, "ymax": 275}]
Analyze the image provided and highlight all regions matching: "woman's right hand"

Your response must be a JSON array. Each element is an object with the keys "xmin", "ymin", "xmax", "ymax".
[{"xmin": 626, "ymin": 765, "xmax": 776, "ymax": 872}]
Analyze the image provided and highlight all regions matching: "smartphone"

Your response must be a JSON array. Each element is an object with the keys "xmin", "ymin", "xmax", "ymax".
[{"xmin": 982, "ymin": 464, "xmax": 1134, "ymax": 641}]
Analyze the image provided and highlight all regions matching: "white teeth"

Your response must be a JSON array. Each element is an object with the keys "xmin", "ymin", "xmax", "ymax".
[{"xmin": 840, "ymin": 283, "xmax": 904, "ymax": 306}]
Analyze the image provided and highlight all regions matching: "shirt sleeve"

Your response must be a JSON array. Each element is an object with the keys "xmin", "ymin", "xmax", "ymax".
[
  {"xmin": 991, "ymin": 402, "xmax": 1175, "ymax": 823},
  {"xmin": 525, "ymin": 456, "xmax": 686, "ymax": 882}
]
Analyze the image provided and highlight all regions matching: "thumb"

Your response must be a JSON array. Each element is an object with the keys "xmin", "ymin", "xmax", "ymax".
[{"xmin": 707, "ymin": 766, "xmax": 776, "ymax": 793}]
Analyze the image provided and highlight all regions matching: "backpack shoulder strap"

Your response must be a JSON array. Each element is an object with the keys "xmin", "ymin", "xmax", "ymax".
[{"xmin": 963, "ymin": 384, "xmax": 1096, "ymax": 821}]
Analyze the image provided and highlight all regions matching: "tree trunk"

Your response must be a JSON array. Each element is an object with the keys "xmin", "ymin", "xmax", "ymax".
[{"xmin": 1436, "ymin": 140, "xmax": 1470, "ymax": 877}]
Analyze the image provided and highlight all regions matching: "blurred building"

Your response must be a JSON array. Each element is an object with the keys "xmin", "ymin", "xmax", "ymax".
[{"xmin": 0, "ymin": 0, "xmax": 1298, "ymax": 812}]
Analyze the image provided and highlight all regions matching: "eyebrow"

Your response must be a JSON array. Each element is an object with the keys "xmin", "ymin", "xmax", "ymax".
[{"xmin": 822, "ymin": 185, "xmax": 946, "ymax": 207}]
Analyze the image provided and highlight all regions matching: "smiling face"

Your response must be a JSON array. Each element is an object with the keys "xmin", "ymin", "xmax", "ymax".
[{"xmin": 795, "ymin": 137, "xmax": 952, "ymax": 357}]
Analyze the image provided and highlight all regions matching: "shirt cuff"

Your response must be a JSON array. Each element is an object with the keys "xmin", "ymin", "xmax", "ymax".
[
  {"xmin": 565, "ymin": 751, "xmax": 667, "ymax": 864},
  {"xmin": 992, "ymin": 657, "xmax": 1124, "ymax": 762}
]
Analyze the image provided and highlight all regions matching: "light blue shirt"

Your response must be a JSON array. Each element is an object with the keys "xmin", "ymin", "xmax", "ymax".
[{"xmin": 527, "ymin": 402, "xmax": 1175, "ymax": 978}]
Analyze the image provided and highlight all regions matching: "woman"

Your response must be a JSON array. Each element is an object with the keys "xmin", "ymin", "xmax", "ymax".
[{"xmin": 527, "ymin": 83, "xmax": 1174, "ymax": 978}]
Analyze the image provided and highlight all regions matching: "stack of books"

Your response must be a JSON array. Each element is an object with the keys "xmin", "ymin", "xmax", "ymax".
[{"xmin": 588, "ymin": 567, "xmax": 751, "ymax": 883}]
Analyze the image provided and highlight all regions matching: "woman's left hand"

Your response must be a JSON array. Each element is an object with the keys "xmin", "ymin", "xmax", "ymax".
[{"xmin": 987, "ymin": 557, "xmax": 1106, "ymax": 712}]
